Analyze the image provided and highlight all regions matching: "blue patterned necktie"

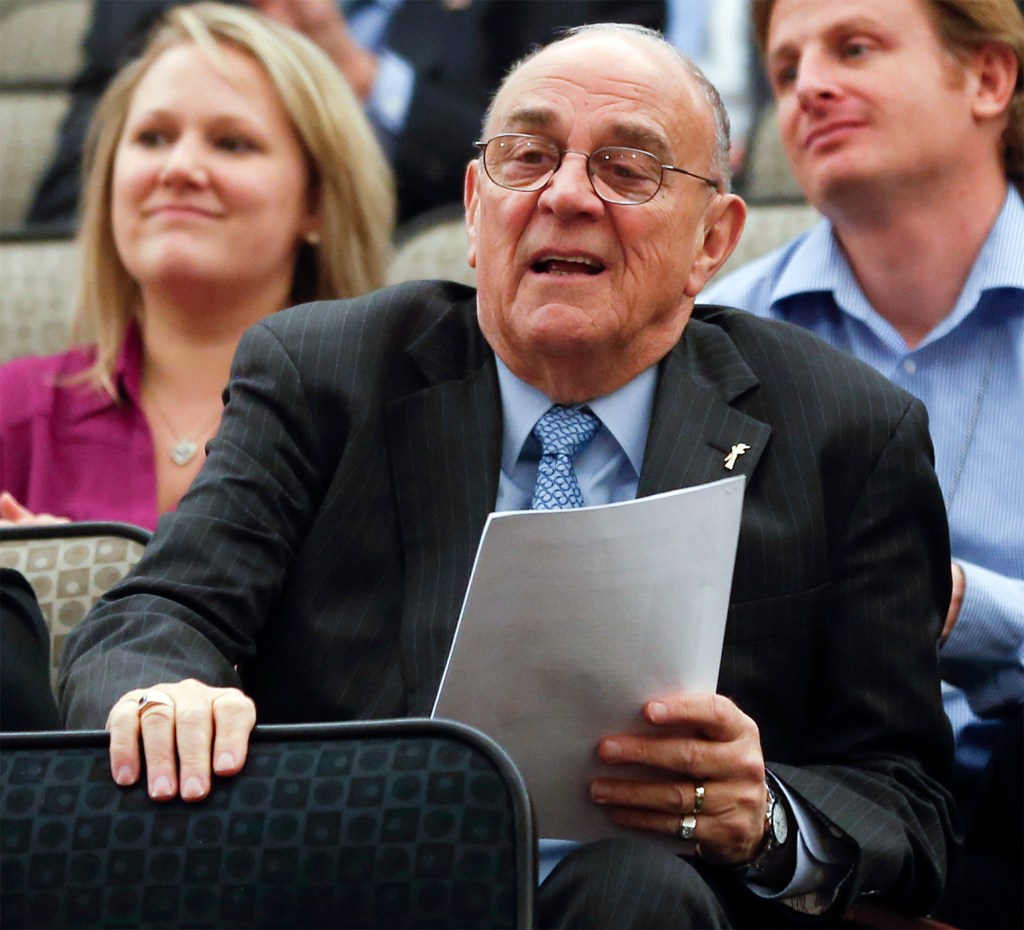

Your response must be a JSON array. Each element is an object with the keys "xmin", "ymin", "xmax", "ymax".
[{"xmin": 531, "ymin": 405, "xmax": 600, "ymax": 510}]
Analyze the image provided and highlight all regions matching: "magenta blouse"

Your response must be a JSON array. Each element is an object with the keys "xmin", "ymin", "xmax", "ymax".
[{"xmin": 0, "ymin": 325, "xmax": 162, "ymax": 531}]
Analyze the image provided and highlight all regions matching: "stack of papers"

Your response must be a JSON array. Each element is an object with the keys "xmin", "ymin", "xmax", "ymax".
[{"xmin": 432, "ymin": 475, "xmax": 745, "ymax": 842}]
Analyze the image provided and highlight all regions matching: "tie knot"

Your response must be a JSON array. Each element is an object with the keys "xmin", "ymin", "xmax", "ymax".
[{"xmin": 532, "ymin": 405, "xmax": 600, "ymax": 460}]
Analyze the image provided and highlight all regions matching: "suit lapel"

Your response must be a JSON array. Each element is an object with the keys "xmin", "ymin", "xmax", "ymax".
[
  {"xmin": 384, "ymin": 299, "xmax": 501, "ymax": 713},
  {"xmin": 638, "ymin": 317, "xmax": 771, "ymax": 496}
]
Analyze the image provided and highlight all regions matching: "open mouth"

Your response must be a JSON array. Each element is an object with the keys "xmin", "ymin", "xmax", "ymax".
[{"xmin": 531, "ymin": 255, "xmax": 605, "ymax": 276}]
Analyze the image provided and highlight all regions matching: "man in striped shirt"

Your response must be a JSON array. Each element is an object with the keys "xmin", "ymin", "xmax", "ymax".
[{"xmin": 702, "ymin": 2, "xmax": 1023, "ymax": 925}]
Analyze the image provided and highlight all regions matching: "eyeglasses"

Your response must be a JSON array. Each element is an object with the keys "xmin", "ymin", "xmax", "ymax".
[{"xmin": 474, "ymin": 133, "xmax": 721, "ymax": 205}]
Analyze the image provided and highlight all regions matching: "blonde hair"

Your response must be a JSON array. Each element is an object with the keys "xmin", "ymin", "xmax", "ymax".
[
  {"xmin": 752, "ymin": 0, "xmax": 1023, "ymax": 193},
  {"xmin": 75, "ymin": 1, "xmax": 396, "ymax": 392}
]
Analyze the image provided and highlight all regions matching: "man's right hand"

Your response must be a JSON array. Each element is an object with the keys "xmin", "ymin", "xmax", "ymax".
[{"xmin": 106, "ymin": 680, "xmax": 256, "ymax": 801}]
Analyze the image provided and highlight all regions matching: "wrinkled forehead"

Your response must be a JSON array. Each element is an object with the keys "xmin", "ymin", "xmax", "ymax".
[{"xmin": 485, "ymin": 33, "xmax": 714, "ymax": 159}]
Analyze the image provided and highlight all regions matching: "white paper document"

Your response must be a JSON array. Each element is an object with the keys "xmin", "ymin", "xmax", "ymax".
[{"xmin": 432, "ymin": 475, "xmax": 745, "ymax": 844}]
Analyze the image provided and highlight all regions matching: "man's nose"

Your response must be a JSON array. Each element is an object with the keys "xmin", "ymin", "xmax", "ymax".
[
  {"xmin": 794, "ymin": 50, "xmax": 839, "ymax": 109},
  {"xmin": 537, "ymin": 151, "xmax": 605, "ymax": 218}
]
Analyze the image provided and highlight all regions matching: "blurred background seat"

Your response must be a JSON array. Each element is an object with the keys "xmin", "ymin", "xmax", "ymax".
[
  {"xmin": 0, "ymin": 522, "xmax": 151, "ymax": 692},
  {"xmin": 0, "ymin": 0, "xmax": 89, "ymax": 89},
  {"xmin": 0, "ymin": 234, "xmax": 79, "ymax": 362},
  {"xmin": 387, "ymin": 203, "xmax": 475, "ymax": 289},
  {"xmin": 0, "ymin": 93, "xmax": 73, "ymax": 232},
  {"xmin": 740, "ymin": 103, "xmax": 806, "ymax": 205},
  {"xmin": 0, "ymin": 0, "xmax": 90, "ymax": 234}
]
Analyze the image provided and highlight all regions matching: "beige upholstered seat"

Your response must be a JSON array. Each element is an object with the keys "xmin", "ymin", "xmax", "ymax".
[
  {"xmin": 0, "ymin": 0, "xmax": 90, "ymax": 89},
  {"xmin": 387, "ymin": 204, "xmax": 475, "ymax": 288},
  {"xmin": 716, "ymin": 201, "xmax": 820, "ymax": 279},
  {"xmin": 741, "ymin": 103, "xmax": 805, "ymax": 205},
  {"xmin": 0, "ymin": 235, "xmax": 79, "ymax": 362},
  {"xmin": 0, "ymin": 523, "xmax": 150, "ymax": 691},
  {"xmin": 0, "ymin": 92, "xmax": 70, "ymax": 231}
]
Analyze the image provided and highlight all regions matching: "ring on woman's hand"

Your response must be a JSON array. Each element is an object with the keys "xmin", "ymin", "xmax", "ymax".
[
  {"xmin": 678, "ymin": 814, "xmax": 697, "ymax": 841},
  {"xmin": 137, "ymin": 690, "xmax": 175, "ymax": 718},
  {"xmin": 693, "ymin": 784, "xmax": 705, "ymax": 814}
]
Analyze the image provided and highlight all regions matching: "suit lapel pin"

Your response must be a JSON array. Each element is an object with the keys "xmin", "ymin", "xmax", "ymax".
[{"xmin": 724, "ymin": 443, "xmax": 750, "ymax": 470}]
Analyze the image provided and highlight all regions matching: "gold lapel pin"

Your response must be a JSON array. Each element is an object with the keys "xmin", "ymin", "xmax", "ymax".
[{"xmin": 724, "ymin": 443, "xmax": 750, "ymax": 470}]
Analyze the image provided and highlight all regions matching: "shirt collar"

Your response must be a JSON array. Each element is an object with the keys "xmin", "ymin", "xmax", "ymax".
[
  {"xmin": 69, "ymin": 320, "xmax": 144, "ymax": 421},
  {"xmin": 771, "ymin": 187, "xmax": 1024, "ymax": 336},
  {"xmin": 495, "ymin": 356, "xmax": 656, "ymax": 477}
]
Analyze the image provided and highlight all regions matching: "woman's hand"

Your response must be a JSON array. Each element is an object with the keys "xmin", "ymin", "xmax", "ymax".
[
  {"xmin": 0, "ymin": 491, "xmax": 71, "ymax": 526},
  {"xmin": 106, "ymin": 680, "xmax": 257, "ymax": 801}
]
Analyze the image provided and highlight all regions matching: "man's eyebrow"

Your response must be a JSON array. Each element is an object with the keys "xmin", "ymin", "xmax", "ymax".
[
  {"xmin": 608, "ymin": 124, "xmax": 673, "ymax": 160},
  {"xmin": 769, "ymin": 14, "xmax": 890, "ymax": 63},
  {"xmin": 499, "ymin": 109, "xmax": 673, "ymax": 159},
  {"xmin": 502, "ymin": 107, "xmax": 557, "ymax": 132}
]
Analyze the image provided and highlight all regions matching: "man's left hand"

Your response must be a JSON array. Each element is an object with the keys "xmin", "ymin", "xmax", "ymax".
[{"xmin": 591, "ymin": 692, "xmax": 768, "ymax": 865}]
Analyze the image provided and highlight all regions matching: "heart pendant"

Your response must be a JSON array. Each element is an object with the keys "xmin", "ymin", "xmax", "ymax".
[{"xmin": 170, "ymin": 438, "xmax": 198, "ymax": 466}]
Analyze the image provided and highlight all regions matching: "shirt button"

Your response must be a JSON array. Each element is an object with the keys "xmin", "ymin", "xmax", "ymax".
[{"xmin": 902, "ymin": 358, "xmax": 917, "ymax": 374}]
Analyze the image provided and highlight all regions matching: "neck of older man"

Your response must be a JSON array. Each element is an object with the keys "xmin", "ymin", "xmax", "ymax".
[{"xmin": 484, "ymin": 313, "xmax": 691, "ymax": 406}]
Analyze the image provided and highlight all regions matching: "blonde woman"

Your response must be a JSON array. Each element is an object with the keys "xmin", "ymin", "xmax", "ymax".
[{"xmin": 0, "ymin": 2, "xmax": 395, "ymax": 530}]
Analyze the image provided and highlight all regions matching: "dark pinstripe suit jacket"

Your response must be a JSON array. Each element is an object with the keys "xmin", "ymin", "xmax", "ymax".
[{"xmin": 61, "ymin": 280, "xmax": 957, "ymax": 914}]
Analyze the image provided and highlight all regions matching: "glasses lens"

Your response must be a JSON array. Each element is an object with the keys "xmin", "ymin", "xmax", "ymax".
[
  {"xmin": 589, "ymin": 148, "xmax": 662, "ymax": 204},
  {"xmin": 485, "ymin": 135, "xmax": 559, "ymax": 190}
]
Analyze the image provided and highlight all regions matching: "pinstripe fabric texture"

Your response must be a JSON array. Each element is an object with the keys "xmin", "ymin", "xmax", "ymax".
[
  {"xmin": 61, "ymin": 280, "xmax": 956, "ymax": 919},
  {"xmin": 703, "ymin": 192, "xmax": 1024, "ymax": 790}
]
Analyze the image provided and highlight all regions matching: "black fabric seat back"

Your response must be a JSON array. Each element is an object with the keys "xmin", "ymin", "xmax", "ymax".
[{"xmin": 1, "ymin": 718, "xmax": 535, "ymax": 929}]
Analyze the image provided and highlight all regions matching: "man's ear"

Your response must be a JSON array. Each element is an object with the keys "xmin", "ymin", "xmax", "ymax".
[
  {"xmin": 968, "ymin": 41, "xmax": 1018, "ymax": 120},
  {"xmin": 465, "ymin": 159, "xmax": 481, "ymax": 269},
  {"xmin": 684, "ymin": 194, "xmax": 747, "ymax": 298}
]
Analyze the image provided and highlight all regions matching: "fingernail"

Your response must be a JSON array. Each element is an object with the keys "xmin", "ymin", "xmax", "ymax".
[
  {"xmin": 182, "ymin": 777, "xmax": 204, "ymax": 800},
  {"xmin": 151, "ymin": 776, "xmax": 173, "ymax": 799},
  {"xmin": 114, "ymin": 765, "xmax": 133, "ymax": 786},
  {"xmin": 602, "ymin": 739, "xmax": 622, "ymax": 760},
  {"xmin": 591, "ymin": 781, "xmax": 609, "ymax": 803},
  {"xmin": 215, "ymin": 753, "xmax": 235, "ymax": 773},
  {"xmin": 648, "ymin": 701, "xmax": 667, "ymax": 722}
]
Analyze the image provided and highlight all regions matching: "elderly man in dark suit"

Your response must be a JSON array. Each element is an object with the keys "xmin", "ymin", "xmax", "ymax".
[{"xmin": 60, "ymin": 24, "xmax": 957, "ymax": 928}]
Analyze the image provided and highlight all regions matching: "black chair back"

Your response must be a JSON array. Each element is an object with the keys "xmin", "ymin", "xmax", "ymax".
[{"xmin": 1, "ymin": 718, "xmax": 535, "ymax": 928}]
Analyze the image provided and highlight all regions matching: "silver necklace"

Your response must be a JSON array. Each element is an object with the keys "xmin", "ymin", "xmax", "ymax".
[{"xmin": 146, "ymin": 395, "xmax": 222, "ymax": 467}]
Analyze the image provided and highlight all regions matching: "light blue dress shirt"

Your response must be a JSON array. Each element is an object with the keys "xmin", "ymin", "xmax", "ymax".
[
  {"xmin": 344, "ymin": 0, "xmax": 413, "ymax": 157},
  {"xmin": 702, "ymin": 187, "xmax": 1024, "ymax": 784},
  {"xmin": 493, "ymin": 359, "xmax": 850, "ymax": 905}
]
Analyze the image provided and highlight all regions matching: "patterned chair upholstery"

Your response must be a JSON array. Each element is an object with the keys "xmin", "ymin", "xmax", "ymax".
[
  {"xmin": 0, "ymin": 235, "xmax": 80, "ymax": 362},
  {"xmin": 0, "ymin": 718, "xmax": 536, "ymax": 928},
  {"xmin": 0, "ymin": 522, "xmax": 150, "ymax": 692},
  {"xmin": 387, "ymin": 203, "xmax": 475, "ymax": 289}
]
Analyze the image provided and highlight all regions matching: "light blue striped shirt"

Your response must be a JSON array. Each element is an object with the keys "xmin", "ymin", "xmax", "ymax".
[{"xmin": 702, "ymin": 186, "xmax": 1024, "ymax": 782}]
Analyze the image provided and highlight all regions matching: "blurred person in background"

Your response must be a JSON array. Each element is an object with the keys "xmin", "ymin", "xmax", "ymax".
[
  {"xmin": 24, "ymin": 0, "xmax": 664, "ymax": 229},
  {"xmin": 1, "ymin": 2, "xmax": 395, "ymax": 531}
]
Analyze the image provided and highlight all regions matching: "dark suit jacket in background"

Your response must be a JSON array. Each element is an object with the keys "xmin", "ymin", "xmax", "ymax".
[
  {"xmin": 1, "ymin": 568, "xmax": 62, "ymax": 731},
  {"xmin": 25, "ymin": 0, "xmax": 664, "ymax": 229},
  {"xmin": 61, "ymin": 281, "xmax": 957, "ymax": 921}
]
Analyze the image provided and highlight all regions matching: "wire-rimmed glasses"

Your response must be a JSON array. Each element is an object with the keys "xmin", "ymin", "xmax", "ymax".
[{"xmin": 474, "ymin": 133, "xmax": 721, "ymax": 205}]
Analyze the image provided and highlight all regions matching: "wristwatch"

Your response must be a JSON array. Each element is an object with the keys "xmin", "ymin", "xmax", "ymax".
[{"xmin": 743, "ymin": 780, "xmax": 790, "ymax": 880}]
